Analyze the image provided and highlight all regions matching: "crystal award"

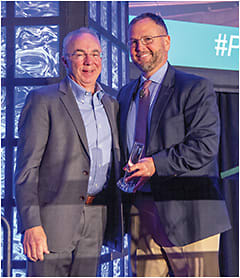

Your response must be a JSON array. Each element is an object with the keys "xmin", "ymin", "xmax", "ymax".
[{"xmin": 117, "ymin": 142, "xmax": 144, "ymax": 193}]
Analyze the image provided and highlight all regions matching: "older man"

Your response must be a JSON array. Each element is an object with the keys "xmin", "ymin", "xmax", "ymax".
[
  {"xmin": 118, "ymin": 13, "xmax": 231, "ymax": 277},
  {"xmin": 15, "ymin": 27, "xmax": 121, "ymax": 277}
]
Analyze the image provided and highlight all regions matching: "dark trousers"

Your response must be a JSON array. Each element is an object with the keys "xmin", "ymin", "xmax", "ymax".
[{"xmin": 27, "ymin": 205, "xmax": 107, "ymax": 277}]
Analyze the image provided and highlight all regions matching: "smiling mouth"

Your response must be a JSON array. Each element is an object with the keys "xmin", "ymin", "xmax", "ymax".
[
  {"xmin": 137, "ymin": 53, "xmax": 149, "ymax": 58},
  {"xmin": 82, "ymin": 69, "xmax": 95, "ymax": 73},
  {"xmin": 136, "ymin": 52, "xmax": 152, "ymax": 60}
]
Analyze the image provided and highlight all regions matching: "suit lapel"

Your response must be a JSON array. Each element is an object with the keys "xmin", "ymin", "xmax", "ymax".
[
  {"xmin": 120, "ymin": 79, "xmax": 140, "ymax": 158},
  {"xmin": 148, "ymin": 65, "xmax": 176, "ymax": 150},
  {"xmin": 99, "ymin": 93, "xmax": 121, "ymax": 182},
  {"xmin": 58, "ymin": 78, "xmax": 90, "ymax": 159},
  {"xmin": 101, "ymin": 94, "xmax": 117, "ymax": 139}
]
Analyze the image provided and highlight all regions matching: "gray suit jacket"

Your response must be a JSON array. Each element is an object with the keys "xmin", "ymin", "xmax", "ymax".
[
  {"xmin": 118, "ymin": 64, "xmax": 231, "ymax": 246},
  {"xmin": 15, "ymin": 78, "xmax": 122, "ymax": 252}
]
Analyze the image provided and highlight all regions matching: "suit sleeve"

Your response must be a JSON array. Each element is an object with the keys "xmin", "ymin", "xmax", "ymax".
[
  {"xmin": 15, "ymin": 91, "xmax": 50, "ymax": 233},
  {"xmin": 152, "ymin": 78, "xmax": 220, "ymax": 177}
]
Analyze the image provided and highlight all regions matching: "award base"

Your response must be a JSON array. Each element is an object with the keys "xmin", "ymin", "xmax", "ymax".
[{"xmin": 117, "ymin": 177, "xmax": 137, "ymax": 193}]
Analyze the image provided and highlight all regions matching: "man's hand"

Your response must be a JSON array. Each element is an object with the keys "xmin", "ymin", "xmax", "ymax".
[
  {"xmin": 23, "ymin": 225, "xmax": 50, "ymax": 262},
  {"xmin": 125, "ymin": 157, "xmax": 156, "ymax": 192}
]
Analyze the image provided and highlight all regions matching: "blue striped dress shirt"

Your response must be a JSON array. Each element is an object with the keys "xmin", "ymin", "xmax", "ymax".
[{"xmin": 68, "ymin": 77, "xmax": 112, "ymax": 195}]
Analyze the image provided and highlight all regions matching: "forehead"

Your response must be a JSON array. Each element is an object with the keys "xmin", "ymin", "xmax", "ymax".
[
  {"xmin": 67, "ymin": 33, "xmax": 101, "ymax": 52},
  {"xmin": 129, "ymin": 18, "xmax": 163, "ymax": 37}
]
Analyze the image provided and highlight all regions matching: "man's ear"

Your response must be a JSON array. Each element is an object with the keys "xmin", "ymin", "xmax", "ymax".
[
  {"xmin": 61, "ymin": 56, "xmax": 67, "ymax": 67},
  {"xmin": 164, "ymin": 35, "xmax": 171, "ymax": 51}
]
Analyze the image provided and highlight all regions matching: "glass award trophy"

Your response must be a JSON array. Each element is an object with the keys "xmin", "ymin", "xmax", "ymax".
[{"xmin": 117, "ymin": 142, "xmax": 144, "ymax": 193}]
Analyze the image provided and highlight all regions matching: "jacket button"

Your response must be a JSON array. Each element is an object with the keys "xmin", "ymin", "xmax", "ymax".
[
  {"xmin": 82, "ymin": 170, "xmax": 89, "ymax": 176},
  {"xmin": 80, "ymin": 196, "xmax": 85, "ymax": 201}
]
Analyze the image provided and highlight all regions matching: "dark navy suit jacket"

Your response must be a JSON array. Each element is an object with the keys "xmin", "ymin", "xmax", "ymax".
[{"xmin": 118, "ymin": 64, "xmax": 231, "ymax": 246}]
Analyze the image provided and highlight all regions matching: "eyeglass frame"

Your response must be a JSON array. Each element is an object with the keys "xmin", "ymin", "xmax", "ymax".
[
  {"xmin": 65, "ymin": 50, "xmax": 103, "ymax": 60},
  {"xmin": 127, "ymin": 35, "xmax": 168, "ymax": 48}
]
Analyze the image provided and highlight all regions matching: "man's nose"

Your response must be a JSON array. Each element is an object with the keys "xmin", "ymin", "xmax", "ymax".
[
  {"xmin": 135, "ymin": 40, "xmax": 146, "ymax": 52},
  {"xmin": 83, "ymin": 54, "xmax": 93, "ymax": 64}
]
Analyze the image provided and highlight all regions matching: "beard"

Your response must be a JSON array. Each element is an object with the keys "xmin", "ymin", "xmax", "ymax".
[{"xmin": 133, "ymin": 49, "xmax": 163, "ymax": 73}]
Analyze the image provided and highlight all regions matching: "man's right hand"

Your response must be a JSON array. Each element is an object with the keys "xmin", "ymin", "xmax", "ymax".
[{"xmin": 23, "ymin": 225, "xmax": 50, "ymax": 262}]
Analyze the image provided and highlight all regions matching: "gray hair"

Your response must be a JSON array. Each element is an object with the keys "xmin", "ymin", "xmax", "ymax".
[{"xmin": 62, "ymin": 27, "xmax": 100, "ymax": 57}]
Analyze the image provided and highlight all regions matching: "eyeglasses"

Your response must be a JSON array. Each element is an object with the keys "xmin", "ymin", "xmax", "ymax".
[
  {"xmin": 66, "ymin": 50, "xmax": 102, "ymax": 61},
  {"xmin": 127, "ymin": 35, "xmax": 168, "ymax": 48}
]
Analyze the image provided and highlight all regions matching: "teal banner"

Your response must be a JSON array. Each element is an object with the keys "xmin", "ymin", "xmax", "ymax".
[{"xmin": 166, "ymin": 19, "xmax": 239, "ymax": 71}]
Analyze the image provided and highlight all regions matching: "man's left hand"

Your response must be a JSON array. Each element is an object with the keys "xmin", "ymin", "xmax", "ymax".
[{"xmin": 125, "ymin": 157, "xmax": 156, "ymax": 192}]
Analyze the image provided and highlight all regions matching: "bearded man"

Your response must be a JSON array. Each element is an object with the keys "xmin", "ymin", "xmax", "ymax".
[{"xmin": 117, "ymin": 13, "xmax": 231, "ymax": 277}]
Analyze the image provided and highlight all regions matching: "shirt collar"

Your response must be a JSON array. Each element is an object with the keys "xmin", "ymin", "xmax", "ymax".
[
  {"xmin": 68, "ymin": 76, "xmax": 104, "ymax": 101},
  {"xmin": 141, "ymin": 61, "xmax": 168, "ymax": 85}
]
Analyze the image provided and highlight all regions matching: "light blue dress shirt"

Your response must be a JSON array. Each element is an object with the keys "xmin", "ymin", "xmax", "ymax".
[
  {"xmin": 126, "ymin": 62, "xmax": 168, "ymax": 191},
  {"xmin": 68, "ymin": 77, "xmax": 112, "ymax": 196}
]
